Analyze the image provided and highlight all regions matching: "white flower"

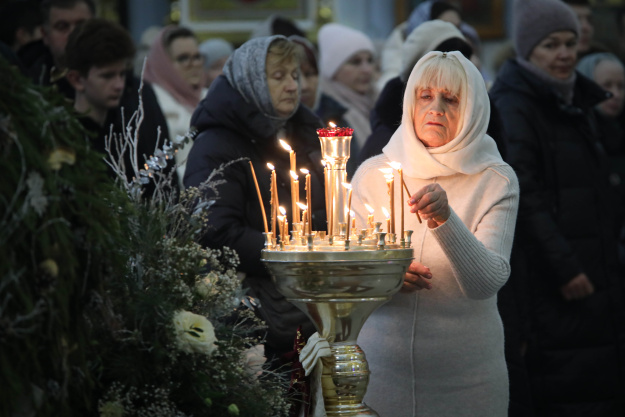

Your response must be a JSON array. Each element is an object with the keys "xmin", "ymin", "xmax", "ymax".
[
  {"xmin": 195, "ymin": 272, "xmax": 219, "ymax": 298},
  {"xmin": 172, "ymin": 310, "xmax": 217, "ymax": 355},
  {"xmin": 243, "ymin": 344, "xmax": 266, "ymax": 378}
]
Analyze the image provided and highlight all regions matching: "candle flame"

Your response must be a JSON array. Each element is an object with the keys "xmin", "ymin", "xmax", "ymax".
[
  {"xmin": 378, "ymin": 168, "xmax": 392, "ymax": 174},
  {"xmin": 277, "ymin": 215, "xmax": 284, "ymax": 221},
  {"xmin": 351, "ymin": 210, "xmax": 355, "ymax": 217},
  {"xmin": 321, "ymin": 160, "xmax": 326, "ymax": 167},
  {"xmin": 279, "ymin": 139, "xmax": 292, "ymax": 152},
  {"xmin": 389, "ymin": 161, "xmax": 402, "ymax": 170},
  {"xmin": 384, "ymin": 174, "xmax": 394, "ymax": 181},
  {"xmin": 365, "ymin": 203, "xmax": 374, "ymax": 214},
  {"xmin": 345, "ymin": 207, "xmax": 350, "ymax": 215},
  {"xmin": 382, "ymin": 207, "xmax": 390, "ymax": 218},
  {"xmin": 297, "ymin": 202, "xmax": 308, "ymax": 210},
  {"xmin": 300, "ymin": 168, "xmax": 309, "ymax": 174},
  {"xmin": 290, "ymin": 170, "xmax": 298, "ymax": 180},
  {"xmin": 329, "ymin": 121, "xmax": 337, "ymax": 128},
  {"xmin": 267, "ymin": 162, "xmax": 275, "ymax": 170},
  {"xmin": 279, "ymin": 206, "xmax": 286, "ymax": 215},
  {"xmin": 342, "ymin": 182, "xmax": 352, "ymax": 190}
]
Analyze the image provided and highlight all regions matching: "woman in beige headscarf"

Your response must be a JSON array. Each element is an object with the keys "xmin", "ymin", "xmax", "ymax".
[{"xmin": 352, "ymin": 51, "xmax": 518, "ymax": 416}]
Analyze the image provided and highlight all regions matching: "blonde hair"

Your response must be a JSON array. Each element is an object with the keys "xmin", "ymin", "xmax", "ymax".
[
  {"xmin": 267, "ymin": 38, "xmax": 303, "ymax": 66},
  {"xmin": 410, "ymin": 53, "xmax": 468, "ymax": 125}
]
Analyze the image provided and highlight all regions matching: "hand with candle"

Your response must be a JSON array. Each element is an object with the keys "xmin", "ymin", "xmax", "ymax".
[{"xmin": 408, "ymin": 183, "xmax": 450, "ymax": 229}]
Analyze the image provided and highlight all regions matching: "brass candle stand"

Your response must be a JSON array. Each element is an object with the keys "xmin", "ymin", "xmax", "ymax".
[{"xmin": 261, "ymin": 133, "xmax": 414, "ymax": 417}]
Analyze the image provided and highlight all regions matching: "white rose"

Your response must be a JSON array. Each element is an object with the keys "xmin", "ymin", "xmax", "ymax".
[{"xmin": 172, "ymin": 310, "xmax": 217, "ymax": 355}]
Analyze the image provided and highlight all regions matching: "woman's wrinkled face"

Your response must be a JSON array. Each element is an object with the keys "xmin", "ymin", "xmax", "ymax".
[
  {"xmin": 168, "ymin": 36, "xmax": 204, "ymax": 88},
  {"xmin": 594, "ymin": 59, "xmax": 625, "ymax": 118},
  {"xmin": 413, "ymin": 87, "xmax": 461, "ymax": 148},
  {"xmin": 266, "ymin": 54, "xmax": 300, "ymax": 117},
  {"xmin": 529, "ymin": 31, "xmax": 577, "ymax": 80},
  {"xmin": 333, "ymin": 50, "xmax": 374, "ymax": 94},
  {"xmin": 299, "ymin": 58, "xmax": 319, "ymax": 109}
]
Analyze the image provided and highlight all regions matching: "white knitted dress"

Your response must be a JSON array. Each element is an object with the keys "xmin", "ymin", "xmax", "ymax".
[{"xmin": 351, "ymin": 154, "xmax": 519, "ymax": 417}]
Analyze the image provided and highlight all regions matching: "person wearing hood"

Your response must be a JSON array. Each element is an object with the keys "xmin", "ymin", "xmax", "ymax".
[
  {"xmin": 183, "ymin": 36, "xmax": 325, "ymax": 362},
  {"xmin": 145, "ymin": 26, "xmax": 207, "ymax": 187},
  {"xmin": 490, "ymin": 0, "xmax": 625, "ymax": 415},
  {"xmin": 316, "ymin": 23, "xmax": 376, "ymax": 177},
  {"xmin": 354, "ymin": 20, "xmax": 472, "ymax": 169},
  {"xmin": 351, "ymin": 51, "xmax": 519, "ymax": 417}
]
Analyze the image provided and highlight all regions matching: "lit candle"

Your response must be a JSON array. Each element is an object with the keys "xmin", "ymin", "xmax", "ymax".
[
  {"xmin": 279, "ymin": 139, "xmax": 296, "ymax": 173},
  {"xmin": 290, "ymin": 170, "xmax": 299, "ymax": 227},
  {"xmin": 267, "ymin": 163, "xmax": 278, "ymax": 236},
  {"xmin": 279, "ymin": 206, "xmax": 287, "ymax": 243},
  {"xmin": 390, "ymin": 162, "xmax": 404, "ymax": 239},
  {"xmin": 277, "ymin": 214, "xmax": 284, "ymax": 243},
  {"xmin": 364, "ymin": 203, "xmax": 375, "ymax": 229},
  {"xmin": 301, "ymin": 168, "xmax": 312, "ymax": 234},
  {"xmin": 248, "ymin": 161, "xmax": 268, "ymax": 233},
  {"xmin": 383, "ymin": 173, "xmax": 395, "ymax": 235},
  {"xmin": 382, "ymin": 207, "xmax": 391, "ymax": 233},
  {"xmin": 297, "ymin": 202, "xmax": 308, "ymax": 236},
  {"xmin": 343, "ymin": 182, "xmax": 352, "ymax": 239}
]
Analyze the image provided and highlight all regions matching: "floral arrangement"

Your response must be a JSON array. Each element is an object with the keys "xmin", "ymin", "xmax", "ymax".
[{"xmin": 0, "ymin": 59, "xmax": 291, "ymax": 416}]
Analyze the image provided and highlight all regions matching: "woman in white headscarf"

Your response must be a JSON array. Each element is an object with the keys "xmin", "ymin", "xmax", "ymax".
[{"xmin": 351, "ymin": 51, "xmax": 519, "ymax": 416}]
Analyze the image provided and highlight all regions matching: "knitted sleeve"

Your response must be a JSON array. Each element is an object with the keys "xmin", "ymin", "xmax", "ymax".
[{"xmin": 429, "ymin": 173, "xmax": 519, "ymax": 300}]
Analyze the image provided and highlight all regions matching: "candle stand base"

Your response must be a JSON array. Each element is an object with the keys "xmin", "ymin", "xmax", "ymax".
[{"xmin": 262, "ymin": 247, "xmax": 412, "ymax": 417}]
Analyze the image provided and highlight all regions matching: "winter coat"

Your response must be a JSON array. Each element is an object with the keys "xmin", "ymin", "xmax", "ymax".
[
  {"xmin": 490, "ymin": 59, "xmax": 625, "ymax": 417},
  {"xmin": 184, "ymin": 75, "xmax": 325, "ymax": 355}
]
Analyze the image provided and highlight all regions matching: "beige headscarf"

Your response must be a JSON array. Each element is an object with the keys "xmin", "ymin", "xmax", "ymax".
[{"xmin": 383, "ymin": 51, "xmax": 504, "ymax": 179}]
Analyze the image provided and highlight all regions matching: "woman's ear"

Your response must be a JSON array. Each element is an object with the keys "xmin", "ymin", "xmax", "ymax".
[{"xmin": 66, "ymin": 69, "xmax": 85, "ymax": 92}]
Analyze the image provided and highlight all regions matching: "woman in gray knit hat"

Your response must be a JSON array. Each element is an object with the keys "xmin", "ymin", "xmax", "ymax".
[{"xmin": 490, "ymin": 1, "xmax": 625, "ymax": 416}]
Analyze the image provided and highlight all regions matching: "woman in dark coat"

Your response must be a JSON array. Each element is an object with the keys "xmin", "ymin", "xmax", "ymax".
[
  {"xmin": 184, "ymin": 36, "xmax": 324, "ymax": 361},
  {"xmin": 489, "ymin": 0, "xmax": 625, "ymax": 416}
]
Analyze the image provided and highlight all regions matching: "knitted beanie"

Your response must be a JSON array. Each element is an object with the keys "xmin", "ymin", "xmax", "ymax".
[
  {"xmin": 400, "ymin": 19, "xmax": 466, "ymax": 82},
  {"xmin": 513, "ymin": 0, "xmax": 579, "ymax": 59},
  {"xmin": 318, "ymin": 23, "xmax": 375, "ymax": 79}
]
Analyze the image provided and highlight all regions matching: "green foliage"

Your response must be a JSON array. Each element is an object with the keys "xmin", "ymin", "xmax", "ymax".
[{"xmin": 0, "ymin": 59, "xmax": 291, "ymax": 416}]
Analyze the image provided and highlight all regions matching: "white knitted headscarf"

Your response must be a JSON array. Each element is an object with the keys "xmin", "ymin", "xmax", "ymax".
[
  {"xmin": 318, "ymin": 23, "xmax": 375, "ymax": 79},
  {"xmin": 383, "ymin": 51, "xmax": 504, "ymax": 179}
]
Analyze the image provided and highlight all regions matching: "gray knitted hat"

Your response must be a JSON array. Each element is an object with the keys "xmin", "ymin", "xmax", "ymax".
[{"xmin": 513, "ymin": 0, "xmax": 580, "ymax": 59}]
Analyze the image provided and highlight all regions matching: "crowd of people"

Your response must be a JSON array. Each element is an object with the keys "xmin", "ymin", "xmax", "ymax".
[{"xmin": 2, "ymin": 0, "xmax": 625, "ymax": 416}]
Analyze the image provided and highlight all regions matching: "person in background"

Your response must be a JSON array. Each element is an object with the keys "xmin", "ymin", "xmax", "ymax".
[
  {"xmin": 375, "ymin": 0, "xmax": 483, "ymax": 92},
  {"xmin": 28, "ymin": 0, "xmax": 169, "ymax": 161},
  {"xmin": 133, "ymin": 25, "xmax": 161, "ymax": 77},
  {"xmin": 249, "ymin": 14, "xmax": 306, "ymax": 39},
  {"xmin": 183, "ymin": 36, "xmax": 325, "ymax": 363},
  {"xmin": 65, "ymin": 18, "xmax": 173, "ymax": 195},
  {"xmin": 28, "ymin": 0, "xmax": 94, "ymax": 97},
  {"xmin": 145, "ymin": 26, "xmax": 207, "ymax": 186},
  {"xmin": 316, "ymin": 23, "xmax": 376, "ymax": 177},
  {"xmin": 562, "ymin": 0, "xmax": 610, "ymax": 59},
  {"xmin": 0, "ymin": 0, "xmax": 43, "ymax": 70},
  {"xmin": 577, "ymin": 53, "xmax": 625, "ymax": 221},
  {"xmin": 489, "ymin": 0, "xmax": 625, "ymax": 415},
  {"xmin": 352, "ymin": 50, "xmax": 518, "ymax": 417},
  {"xmin": 198, "ymin": 38, "xmax": 233, "ymax": 88},
  {"xmin": 289, "ymin": 35, "xmax": 319, "ymax": 110}
]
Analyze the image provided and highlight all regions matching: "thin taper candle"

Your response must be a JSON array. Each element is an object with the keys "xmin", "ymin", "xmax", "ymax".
[{"xmin": 249, "ymin": 161, "xmax": 268, "ymax": 233}]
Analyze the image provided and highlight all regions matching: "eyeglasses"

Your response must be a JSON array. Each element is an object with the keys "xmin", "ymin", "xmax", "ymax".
[{"xmin": 174, "ymin": 53, "xmax": 203, "ymax": 66}]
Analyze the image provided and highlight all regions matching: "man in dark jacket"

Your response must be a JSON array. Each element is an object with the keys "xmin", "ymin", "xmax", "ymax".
[
  {"xmin": 490, "ymin": 1, "xmax": 625, "ymax": 415},
  {"xmin": 184, "ymin": 36, "xmax": 325, "ymax": 362}
]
